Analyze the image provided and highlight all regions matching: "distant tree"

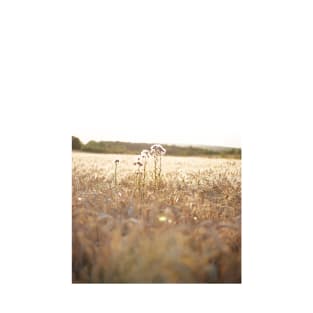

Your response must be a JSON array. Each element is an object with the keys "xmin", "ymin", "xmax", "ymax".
[
  {"xmin": 72, "ymin": 136, "xmax": 82, "ymax": 150},
  {"xmin": 82, "ymin": 140, "xmax": 104, "ymax": 153}
]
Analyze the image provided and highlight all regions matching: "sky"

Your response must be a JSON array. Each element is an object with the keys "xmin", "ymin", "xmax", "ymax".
[
  {"xmin": 68, "ymin": 1, "xmax": 241, "ymax": 148},
  {"xmin": 73, "ymin": 102, "xmax": 241, "ymax": 147}
]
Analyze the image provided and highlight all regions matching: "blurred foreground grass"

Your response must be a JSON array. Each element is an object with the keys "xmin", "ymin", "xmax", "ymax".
[{"xmin": 72, "ymin": 152, "xmax": 241, "ymax": 283}]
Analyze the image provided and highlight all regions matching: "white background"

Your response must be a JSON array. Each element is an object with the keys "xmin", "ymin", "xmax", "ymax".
[{"xmin": 0, "ymin": 1, "xmax": 313, "ymax": 312}]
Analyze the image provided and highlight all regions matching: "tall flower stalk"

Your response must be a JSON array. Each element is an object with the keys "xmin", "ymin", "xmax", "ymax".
[
  {"xmin": 114, "ymin": 159, "xmax": 119, "ymax": 187},
  {"xmin": 133, "ymin": 157, "xmax": 143, "ymax": 196},
  {"xmin": 150, "ymin": 144, "xmax": 166, "ymax": 190},
  {"xmin": 140, "ymin": 149, "xmax": 150, "ymax": 196}
]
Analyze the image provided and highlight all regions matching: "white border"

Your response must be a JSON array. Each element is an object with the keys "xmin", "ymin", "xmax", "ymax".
[{"xmin": 1, "ymin": 1, "xmax": 313, "ymax": 312}]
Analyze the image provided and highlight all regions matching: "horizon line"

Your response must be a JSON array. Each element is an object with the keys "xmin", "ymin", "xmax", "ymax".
[{"xmin": 73, "ymin": 136, "xmax": 241, "ymax": 149}]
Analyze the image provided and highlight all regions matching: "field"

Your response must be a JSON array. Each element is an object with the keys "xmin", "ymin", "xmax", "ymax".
[{"xmin": 72, "ymin": 151, "xmax": 241, "ymax": 283}]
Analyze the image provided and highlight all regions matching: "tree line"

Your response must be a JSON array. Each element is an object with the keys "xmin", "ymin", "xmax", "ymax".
[{"xmin": 72, "ymin": 136, "xmax": 241, "ymax": 159}]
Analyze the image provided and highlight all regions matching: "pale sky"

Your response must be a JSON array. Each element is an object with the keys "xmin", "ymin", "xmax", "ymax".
[
  {"xmin": 69, "ymin": 2, "xmax": 241, "ymax": 148},
  {"xmin": 73, "ymin": 101, "xmax": 241, "ymax": 147}
]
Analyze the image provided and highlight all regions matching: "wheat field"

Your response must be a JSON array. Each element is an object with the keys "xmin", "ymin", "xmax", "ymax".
[{"xmin": 72, "ymin": 151, "xmax": 241, "ymax": 283}]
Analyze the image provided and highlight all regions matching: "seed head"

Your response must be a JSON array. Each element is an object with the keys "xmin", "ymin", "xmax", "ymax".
[
  {"xmin": 140, "ymin": 149, "xmax": 151, "ymax": 159},
  {"xmin": 133, "ymin": 156, "xmax": 143, "ymax": 167},
  {"xmin": 114, "ymin": 159, "xmax": 120, "ymax": 164},
  {"xmin": 150, "ymin": 144, "xmax": 166, "ymax": 156}
]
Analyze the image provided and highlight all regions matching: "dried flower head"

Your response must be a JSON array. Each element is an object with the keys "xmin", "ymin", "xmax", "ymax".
[
  {"xmin": 150, "ymin": 144, "xmax": 166, "ymax": 156},
  {"xmin": 133, "ymin": 156, "xmax": 143, "ymax": 167},
  {"xmin": 140, "ymin": 149, "xmax": 151, "ymax": 159},
  {"xmin": 114, "ymin": 159, "xmax": 120, "ymax": 164},
  {"xmin": 134, "ymin": 161, "xmax": 143, "ymax": 167}
]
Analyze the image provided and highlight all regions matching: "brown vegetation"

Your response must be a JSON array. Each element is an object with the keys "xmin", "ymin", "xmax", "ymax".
[{"xmin": 72, "ymin": 152, "xmax": 241, "ymax": 283}]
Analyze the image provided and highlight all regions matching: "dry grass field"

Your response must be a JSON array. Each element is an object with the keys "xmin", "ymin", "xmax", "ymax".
[{"xmin": 72, "ymin": 150, "xmax": 241, "ymax": 283}]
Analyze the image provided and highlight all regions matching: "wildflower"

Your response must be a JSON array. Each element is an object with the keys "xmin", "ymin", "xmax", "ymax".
[
  {"xmin": 150, "ymin": 144, "xmax": 166, "ymax": 156},
  {"xmin": 141, "ymin": 149, "xmax": 151, "ymax": 159},
  {"xmin": 134, "ymin": 161, "xmax": 143, "ymax": 167},
  {"xmin": 150, "ymin": 144, "xmax": 166, "ymax": 190},
  {"xmin": 133, "ymin": 156, "xmax": 144, "ymax": 197},
  {"xmin": 133, "ymin": 156, "xmax": 143, "ymax": 167}
]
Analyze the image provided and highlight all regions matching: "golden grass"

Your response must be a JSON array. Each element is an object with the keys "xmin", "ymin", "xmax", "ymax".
[{"xmin": 72, "ymin": 152, "xmax": 241, "ymax": 283}]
